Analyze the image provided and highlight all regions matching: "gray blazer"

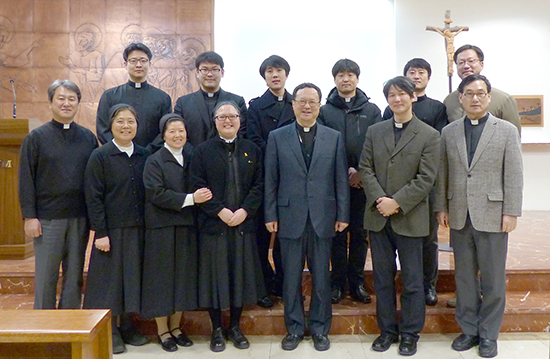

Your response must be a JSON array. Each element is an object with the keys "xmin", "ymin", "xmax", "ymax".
[
  {"xmin": 359, "ymin": 116, "xmax": 440, "ymax": 237},
  {"xmin": 264, "ymin": 122, "xmax": 350, "ymax": 239},
  {"xmin": 434, "ymin": 114, "xmax": 523, "ymax": 232}
]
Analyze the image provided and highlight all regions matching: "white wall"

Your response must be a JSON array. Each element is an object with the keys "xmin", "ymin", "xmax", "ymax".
[
  {"xmin": 214, "ymin": 0, "xmax": 395, "ymax": 109},
  {"xmin": 213, "ymin": 0, "xmax": 550, "ymax": 210}
]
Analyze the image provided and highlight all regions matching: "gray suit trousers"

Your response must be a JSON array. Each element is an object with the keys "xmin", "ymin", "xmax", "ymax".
[
  {"xmin": 33, "ymin": 217, "xmax": 88, "ymax": 309},
  {"xmin": 451, "ymin": 215, "xmax": 508, "ymax": 340}
]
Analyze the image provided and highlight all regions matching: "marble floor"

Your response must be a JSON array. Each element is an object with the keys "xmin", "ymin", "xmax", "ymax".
[{"xmin": 115, "ymin": 333, "xmax": 549, "ymax": 359}]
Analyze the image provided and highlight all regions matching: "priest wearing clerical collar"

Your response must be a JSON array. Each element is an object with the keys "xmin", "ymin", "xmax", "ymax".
[
  {"xmin": 435, "ymin": 74, "xmax": 523, "ymax": 358},
  {"xmin": 96, "ymin": 42, "xmax": 172, "ymax": 152},
  {"xmin": 359, "ymin": 76, "xmax": 440, "ymax": 356},
  {"xmin": 264, "ymin": 83, "xmax": 350, "ymax": 352},
  {"xmin": 174, "ymin": 51, "xmax": 248, "ymax": 147}
]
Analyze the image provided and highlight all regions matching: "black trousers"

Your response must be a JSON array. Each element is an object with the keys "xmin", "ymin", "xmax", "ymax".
[
  {"xmin": 370, "ymin": 221, "xmax": 425, "ymax": 339},
  {"xmin": 423, "ymin": 188, "xmax": 439, "ymax": 291},
  {"xmin": 331, "ymin": 187, "xmax": 368, "ymax": 290},
  {"xmin": 279, "ymin": 219, "xmax": 332, "ymax": 336}
]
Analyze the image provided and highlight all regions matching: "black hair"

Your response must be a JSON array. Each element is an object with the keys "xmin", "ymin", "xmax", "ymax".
[
  {"xmin": 458, "ymin": 74, "xmax": 492, "ymax": 94},
  {"xmin": 195, "ymin": 51, "xmax": 224, "ymax": 69},
  {"xmin": 403, "ymin": 58, "xmax": 432, "ymax": 77},
  {"xmin": 47, "ymin": 79, "xmax": 81, "ymax": 103},
  {"xmin": 331, "ymin": 59, "xmax": 360, "ymax": 78},
  {"xmin": 292, "ymin": 83, "xmax": 322, "ymax": 102},
  {"xmin": 108, "ymin": 104, "xmax": 138, "ymax": 130},
  {"xmin": 383, "ymin": 76, "xmax": 416, "ymax": 100},
  {"xmin": 259, "ymin": 55, "xmax": 290, "ymax": 79},
  {"xmin": 123, "ymin": 43, "xmax": 152, "ymax": 61},
  {"xmin": 453, "ymin": 44, "xmax": 484, "ymax": 64}
]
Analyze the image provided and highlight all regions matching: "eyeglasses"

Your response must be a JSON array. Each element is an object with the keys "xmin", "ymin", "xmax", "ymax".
[
  {"xmin": 215, "ymin": 114, "xmax": 240, "ymax": 122},
  {"xmin": 457, "ymin": 58, "xmax": 480, "ymax": 67},
  {"xmin": 127, "ymin": 58, "xmax": 149, "ymax": 65},
  {"xmin": 461, "ymin": 92, "xmax": 488, "ymax": 100},
  {"xmin": 294, "ymin": 100, "xmax": 320, "ymax": 107},
  {"xmin": 198, "ymin": 68, "xmax": 222, "ymax": 75}
]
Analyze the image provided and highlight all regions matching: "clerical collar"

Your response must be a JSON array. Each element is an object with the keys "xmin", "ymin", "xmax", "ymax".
[
  {"xmin": 128, "ymin": 80, "xmax": 147, "ymax": 89},
  {"xmin": 394, "ymin": 120, "xmax": 411, "ymax": 129},
  {"xmin": 201, "ymin": 88, "xmax": 220, "ymax": 98},
  {"xmin": 219, "ymin": 136, "xmax": 236, "ymax": 143},
  {"xmin": 466, "ymin": 113, "xmax": 489, "ymax": 126},
  {"xmin": 112, "ymin": 139, "xmax": 134, "ymax": 157},
  {"xmin": 297, "ymin": 122, "xmax": 317, "ymax": 133},
  {"xmin": 51, "ymin": 119, "xmax": 73, "ymax": 130}
]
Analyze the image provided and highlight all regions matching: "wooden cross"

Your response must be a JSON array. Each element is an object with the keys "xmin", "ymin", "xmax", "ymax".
[{"xmin": 426, "ymin": 10, "xmax": 469, "ymax": 92}]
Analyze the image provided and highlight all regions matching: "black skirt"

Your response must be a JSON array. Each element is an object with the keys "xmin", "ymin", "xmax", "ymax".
[
  {"xmin": 198, "ymin": 227, "xmax": 266, "ymax": 309},
  {"xmin": 141, "ymin": 225, "xmax": 198, "ymax": 318},
  {"xmin": 83, "ymin": 227, "xmax": 144, "ymax": 316}
]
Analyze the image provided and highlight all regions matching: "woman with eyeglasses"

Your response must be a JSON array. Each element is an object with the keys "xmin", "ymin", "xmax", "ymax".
[
  {"xmin": 84, "ymin": 104, "xmax": 150, "ymax": 354},
  {"xmin": 190, "ymin": 101, "xmax": 265, "ymax": 352}
]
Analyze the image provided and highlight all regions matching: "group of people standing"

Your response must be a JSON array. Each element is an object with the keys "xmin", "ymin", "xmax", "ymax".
[{"xmin": 18, "ymin": 42, "xmax": 523, "ymax": 358}]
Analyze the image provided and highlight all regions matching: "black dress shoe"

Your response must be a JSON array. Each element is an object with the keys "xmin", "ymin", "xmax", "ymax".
[
  {"xmin": 398, "ymin": 337, "xmax": 417, "ymax": 356},
  {"xmin": 257, "ymin": 295, "xmax": 275, "ymax": 308},
  {"xmin": 120, "ymin": 328, "xmax": 148, "ymax": 346},
  {"xmin": 210, "ymin": 327, "xmax": 226, "ymax": 352},
  {"xmin": 372, "ymin": 334, "xmax": 398, "ymax": 352},
  {"xmin": 112, "ymin": 331, "xmax": 127, "ymax": 354},
  {"xmin": 479, "ymin": 338, "xmax": 498, "ymax": 358},
  {"xmin": 312, "ymin": 334, "xmax": 330, "ymax": 351},
  {"xmin": 281, "ymin": 333, "xmax": 304, "ymax": 350},
  {"xmin": 226, "ymin": 326, "xmax": 250, "ymax": 349},
  {"xmin": 331, "ymin": 286, "xmax": 344, "ymax": 304},
  {"xmin": 170, "ymin": 329, "xmax": 193, "ymax": 347},
  {"xmin": 451, "ymin": 333, "xmax": 479, "ymax": 351},
  {"xmin": 158, "ymin": 332, "xmax": 178, "ymax": 352},
  {"xmin": 425, "ymin": 286, "xmax": 438, "ymax": 306},
  {"xmin": 350, "ymin": 285, "xmax": 371, "ymax": 303}
]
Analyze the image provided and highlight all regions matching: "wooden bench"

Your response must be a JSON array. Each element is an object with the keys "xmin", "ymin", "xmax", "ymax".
[{"xmin": 0, "ymin": 309, "xmax": 112, "ymax": 359}]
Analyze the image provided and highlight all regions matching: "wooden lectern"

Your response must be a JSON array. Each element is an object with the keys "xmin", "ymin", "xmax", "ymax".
[{"xmin": 0, "ymin": 118, "xmax": 33, "ymax": 259}]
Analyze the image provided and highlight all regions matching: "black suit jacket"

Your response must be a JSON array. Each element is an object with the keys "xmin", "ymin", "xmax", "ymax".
[{"xmin": 174, "ymin": 89, "xmax": 248, "ymax": 147}]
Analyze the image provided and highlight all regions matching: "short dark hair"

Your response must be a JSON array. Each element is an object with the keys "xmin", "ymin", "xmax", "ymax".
[
  {"xmin": 292, "ymin": 83, "xmax": 322, "ymax": 102},
  {"xmin": 403, "ymin": 58, "xmax": 432, "ymax": 77},
  {"xmin": 331, "ymin": 59, "xmax": 360, "ymax": 78},
  {"xmin": 259, "ymin": 55, "xmax": 290, "ymax": 79},
  {"xmin": 47, "ymin": 79, "xmax": 81, "ymax": 103},
  {"xmin": 213, "ymin": 101, "xmax": 240, "ymax": 120},
  {"xmin": 108, "ymin": 103, "xmax": 138, "ymax": 130},
  {"xmin": 123, "ymin": 43, "xmax": 152, "ymax": 61},
  {"xmin": 453, "ymin": 44, "xmax": 484, "ymax": 64},
  {"xmin": 383, "ymin": 76, "xmax": 416, "ymax": 100},
  {"xmin": 458, "ymin": 74, "xmax": 492, "ymax": 94},
  {"xmin": 195, "ymin": 51, "xmax": 224, "ymax": 69},
  {"xmin": 159, "ymin": 113, "xmax": 187, "ymax": 140}
]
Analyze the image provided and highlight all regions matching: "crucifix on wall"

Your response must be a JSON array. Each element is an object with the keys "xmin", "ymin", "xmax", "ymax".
[{"xmin": 426, "ymin": 10, "xmax": 469, "ymax": 93}]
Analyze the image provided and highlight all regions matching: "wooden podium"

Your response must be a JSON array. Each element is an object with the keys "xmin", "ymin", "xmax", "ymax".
[{"xmin": 0, "ymin": 118, "xmax": 33, "ymax": 259}]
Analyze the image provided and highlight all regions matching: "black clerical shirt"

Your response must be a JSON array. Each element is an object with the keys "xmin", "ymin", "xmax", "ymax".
[
  {"xmin": 464, "ymin": 113, "xmax": 489, "ymax": 165},
  {"xmin": 297, "ymin": 123, "xmax": 317, "ymax": 169}
]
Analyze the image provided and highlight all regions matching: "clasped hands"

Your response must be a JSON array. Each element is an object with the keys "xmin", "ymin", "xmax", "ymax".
[
  {"xmin": 376, "ymin": 196, "xmax": 399, "ymax": 217},
  {"xmin": 218, "ymin": 208, "xmax": 248, "ymax": 227}
]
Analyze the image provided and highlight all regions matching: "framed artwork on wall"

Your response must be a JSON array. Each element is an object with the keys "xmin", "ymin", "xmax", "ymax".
[{"xmin": 514, "ymin": 95, "xmax": 544, "ymax": 127}]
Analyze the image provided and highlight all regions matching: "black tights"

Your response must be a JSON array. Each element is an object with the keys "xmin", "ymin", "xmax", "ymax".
[{"xmin": 208, "ymin": 306, "xmax": 243, "ymax": 329}]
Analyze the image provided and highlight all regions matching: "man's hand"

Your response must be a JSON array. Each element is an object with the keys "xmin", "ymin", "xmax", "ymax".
[
  {"xmin": 335, "ymin": 221, "xmax": 349, "ymax": 232},
  {"xmin": 376, "ymin": 197, "xmax": 399, "ymax": 217},
  {"xmin": 227, "ymin": 208, "xmax": 248, "ymax": 227},
  {"xmin": 436, "ymin": 211, "xmax": 449, "ymax": 228},
  {"xmin": 218, "ymin": 208, "xmax": 234, "ymax": 224},
  {"xmin": 95, "ymin": 236, "xmax": 111, "ymax": 252},
  {"xmin": 24, "ymin": 218, "xmax": 42, "ymax": 238},
  {"xmin": 193, "ymin": 188, "xmax": 212, "ymax": 203},
  {"xmin": 265, "ymin": 221, "xmax": 278, "ymax": 233},
  {"xmin": 502, "ymin": 215, "xmax": 518, "ymax": 233},
  {"xmin": 348, "ymin": 167, "xmax": 362, "ymax": 189}
]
